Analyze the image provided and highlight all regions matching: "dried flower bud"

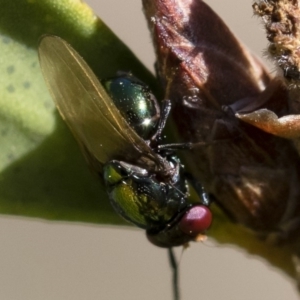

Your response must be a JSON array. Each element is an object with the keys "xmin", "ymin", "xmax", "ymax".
[{"xmin": 253, "ymin": 0, "xmax": 300, "ymax": 88}]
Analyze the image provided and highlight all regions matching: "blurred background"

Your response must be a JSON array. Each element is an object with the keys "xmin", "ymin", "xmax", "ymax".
[{"xmin": 0, "ymin": 1, "xmax": 299, "ymax": 299}]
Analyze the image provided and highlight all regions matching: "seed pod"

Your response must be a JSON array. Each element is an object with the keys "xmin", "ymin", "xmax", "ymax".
[{"xmin": 142, "ymin": 0, "xmax": 300, "ymax": 238}]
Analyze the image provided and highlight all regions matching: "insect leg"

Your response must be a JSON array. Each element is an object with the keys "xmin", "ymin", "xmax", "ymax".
[
  {"xmin": 168, "ymin": 248, "xmax": 180, "ymax": 300},
  {"xmin": 185, "ymin": 173, "xmax": 211, "ymax": 207},
  {"xmin": 157, "ymin": 142, "xmax": 196, "ymax": 151},
  {"xmin": 151, "ymin": 99, "xmax": 171, "ymax": 142}
]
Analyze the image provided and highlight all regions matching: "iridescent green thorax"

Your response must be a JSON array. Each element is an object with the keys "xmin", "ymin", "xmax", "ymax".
[
  {"xmin": 103, "ymin": 74, "xmax": 160, "ymax": 140},
  {"xmin": 103, "ymin": 158, "xmax": 188, "ymax": 230}
]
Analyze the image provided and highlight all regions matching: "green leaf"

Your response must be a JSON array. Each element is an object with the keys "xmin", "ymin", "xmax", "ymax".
[{"xmin": 0, "ymin": 0, "xmax": 156, "ymax": 224}]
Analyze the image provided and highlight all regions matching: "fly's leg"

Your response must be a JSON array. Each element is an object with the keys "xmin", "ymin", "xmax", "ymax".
[
  {"xmin": 185, "ymin": 173, "xmax": 211, "ymax": 207},
  {"xmin": 168, "ymin": 248, "xmax": 180, "ymax": 300},
  {"xmin": 151, "ymin": 99, "xmax": 171, "ymax": 143}
]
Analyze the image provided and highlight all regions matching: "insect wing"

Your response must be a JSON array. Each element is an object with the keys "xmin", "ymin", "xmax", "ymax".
[{"xmin": 38, "ymin": 36, "xmax": 162, "ymax": 172}]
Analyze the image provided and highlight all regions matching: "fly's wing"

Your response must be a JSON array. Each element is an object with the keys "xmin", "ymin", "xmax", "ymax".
[{"xmin": 38, "ymin": 35, "xmax": 162, "ymax": 173}]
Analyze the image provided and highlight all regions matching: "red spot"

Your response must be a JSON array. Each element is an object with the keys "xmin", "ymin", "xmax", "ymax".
[{"xmin": 179, "ymin": 205, "xmax": 212, "ymax": 236}]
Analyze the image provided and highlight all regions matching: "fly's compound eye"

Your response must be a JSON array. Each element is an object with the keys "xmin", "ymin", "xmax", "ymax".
[
  {"xmin": 178, "ymin": 205, "xmax": 212, "ymax": 237},
  {"xmin": 146, "ymin": 204, "xmax": 212, "ymax": 248}
]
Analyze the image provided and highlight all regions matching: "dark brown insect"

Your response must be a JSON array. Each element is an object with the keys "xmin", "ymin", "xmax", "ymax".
[{"xmin": 142, "ymin": 0, "xmax": 300, "ymax": 241}]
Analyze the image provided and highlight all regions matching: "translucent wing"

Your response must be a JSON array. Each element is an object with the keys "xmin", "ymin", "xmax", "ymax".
[{"xmin": 39, "ymin": 35, "xmax": 162, "ymax": 173}]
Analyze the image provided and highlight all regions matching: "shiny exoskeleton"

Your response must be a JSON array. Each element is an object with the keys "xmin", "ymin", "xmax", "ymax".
[
  {"xmin": 38, "ymin": 36, "xmax": 212, "ymax": 248},
  {"xmin": 102, "ymin": 74, "xmax": 160, "ymax": 140},
  {"xmin": 101, "ymin": 73, "xmax": 212, "ymax": 247}
]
